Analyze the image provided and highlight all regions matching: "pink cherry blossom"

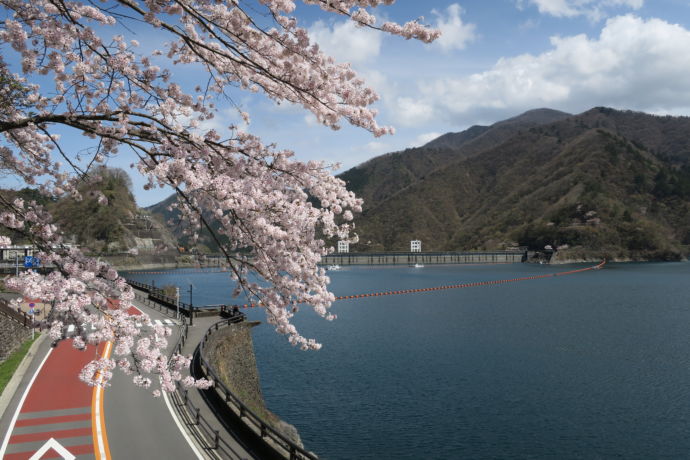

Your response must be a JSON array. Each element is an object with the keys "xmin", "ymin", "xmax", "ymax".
[{"xmin": 0, "ymin": 0, "xmax": 439, "ymax": 393}]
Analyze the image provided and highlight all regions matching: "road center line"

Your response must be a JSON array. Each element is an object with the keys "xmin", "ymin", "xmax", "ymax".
[{"xmin": 92, "ymin": 340, "xmax": 112, "ymax": 460}]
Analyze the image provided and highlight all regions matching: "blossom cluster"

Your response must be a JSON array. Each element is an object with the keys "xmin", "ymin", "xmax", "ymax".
[{"xmin": 0, "ymin": 0, "xmax": 439, "ymax": 391}]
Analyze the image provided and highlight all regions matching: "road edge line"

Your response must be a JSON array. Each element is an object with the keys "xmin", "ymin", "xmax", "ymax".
[
  {"xmin": 0, "ymin": 343, "xmax": 53, "ymax": 457},
  {"xmin": 162, "ymin": 386, "xmax": 205, "ymax": 460},
  {"xmin": 0, "ymin": 333, "xmax": 46, "ymax": 420},
  {"xmin": 128, "ymin": 302, "xmax": 205, "ymax": 459}
]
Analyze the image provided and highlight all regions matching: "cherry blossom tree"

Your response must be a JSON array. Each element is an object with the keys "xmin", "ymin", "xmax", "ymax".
[{"xmin": 0, "ymin": 0, "xmax": 439, "ymax": 393}]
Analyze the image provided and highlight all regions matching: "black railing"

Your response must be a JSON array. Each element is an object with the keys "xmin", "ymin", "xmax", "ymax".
[
  {"xmin": 196, "ymin": 319, "xmax": 317, "ymax": 460},
  {"xmin": 126, "ymin": 279, "xmax": 230, "ymax": 321},
  {"xmin": 167, "ymin": 313, "xmax": 256, "ymax": 459},
  {"xmin": 132, "ymin": 278, "xmax": 315, "ymax": 458}
]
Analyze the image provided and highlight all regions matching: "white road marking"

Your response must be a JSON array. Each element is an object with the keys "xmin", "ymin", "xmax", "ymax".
[
  {"xmin": 164, "ymin": 319, "xmax": 173, "ymax": 325},
  {"xmin": 162, "ymin": 386, "xmax": 204, "ymax": 460},
  {"xmin": 30, "ymin": 438, "xmax": 75, "ymax": 460},
  {"xmin": 0, "ymin": 347, "xmax": 54, "ymax": 457},
  {"xmin": 154, "ymin": 319, "xmax": 162, "ymax": 326},
  {"xmin": 129, "ymin": 304, "xmax": 203, "ymax": 459}
]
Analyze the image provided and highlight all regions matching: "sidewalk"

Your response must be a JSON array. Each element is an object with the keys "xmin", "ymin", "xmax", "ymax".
[{"xmin": 131, "ymin": 290, "xmax": 271, "ymax": 460}]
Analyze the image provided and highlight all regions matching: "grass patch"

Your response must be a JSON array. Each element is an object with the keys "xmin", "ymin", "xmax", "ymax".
[{"xmin": 0, "ymin": 334, "xmax": 40, "ymax": 397}]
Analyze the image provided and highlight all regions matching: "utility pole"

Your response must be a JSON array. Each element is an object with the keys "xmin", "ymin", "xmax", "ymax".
[
  {"xmin": 15, "ymin": 253, "xmax": 18, "ymax": 276},
  {"xmin": 175, "ymin": 286, "xmax": 180, "ymax": 320},
  {"xmin": 188, "ymin": 284, "xmax": 193, "ymax": 326}
]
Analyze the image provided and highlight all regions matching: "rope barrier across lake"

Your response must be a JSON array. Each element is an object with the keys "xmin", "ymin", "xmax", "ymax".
[
  {"xmin": 223, "ymin": 260, "xmax": 606, "ymax": 309},
  {"xmin": 332, "ymin": 260, "xmax": 606, "ymax": 301},
  {"xmin": 126, "ymin": 261, "xmax": 606, "ymax": 309}
]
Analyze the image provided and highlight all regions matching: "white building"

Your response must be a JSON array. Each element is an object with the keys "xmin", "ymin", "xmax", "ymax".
[
  {"xmin": 337, "ymin": 241, "xmax": 349, "ymax": 253},
  {"xmin": 410, "ymin": 240, "xmax": 422, "ymax": 252}
]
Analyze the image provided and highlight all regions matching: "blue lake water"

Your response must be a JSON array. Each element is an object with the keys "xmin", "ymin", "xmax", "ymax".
[{"xmin": 127, "ymin": 262, "xmax": 690, "ymax": 459}]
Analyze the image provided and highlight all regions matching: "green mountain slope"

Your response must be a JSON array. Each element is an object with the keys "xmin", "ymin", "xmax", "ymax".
[
  {"xmin": 339, "ymin": 108, "xmax": 571, "ymax": 209},
  {"xmin": 50, "ymin": 167, "xmax": 178, "ymax": 254},
  {"xmin": 343, "ymin": 107, "xmax": 690, "ymax": 261},
  {"xmin": 144, "ymin": 193, "xmax": 227, "ymax": 253}
]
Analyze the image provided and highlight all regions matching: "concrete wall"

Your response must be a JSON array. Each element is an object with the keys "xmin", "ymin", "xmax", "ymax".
[
  {"xmin": 0, "ymin": 314, "xmax": 30, "ymax": 362},
  {"xmin": 321, "ymin": 251, "xmax": 526, "ymax": 266}
]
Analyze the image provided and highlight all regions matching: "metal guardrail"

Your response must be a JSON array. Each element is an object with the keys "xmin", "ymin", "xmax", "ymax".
[
  {"xmin": 196, "ymin": 319, "xmax": 318, "ymax": 460},
  {"xmin": 167, "ymin": 314, "xmax": 256, "ymax": 459},
  {"xmin": 133, "ymin": 278, "xmax": 315, "ymax": 459},
  {"xmin": 126, "ymin": 279, "xmax": 228, "ymax": 322}
]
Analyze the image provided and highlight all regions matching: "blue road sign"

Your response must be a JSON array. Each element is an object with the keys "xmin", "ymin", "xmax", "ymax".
[{"xmin": 23, "ymin": 256, "xmax": 40, "ymax": 268}]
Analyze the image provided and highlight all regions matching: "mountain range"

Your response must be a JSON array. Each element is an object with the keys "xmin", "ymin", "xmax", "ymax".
[{"xmin": 337, "ymin": 107, "xmax": 690, "ymax": 261}]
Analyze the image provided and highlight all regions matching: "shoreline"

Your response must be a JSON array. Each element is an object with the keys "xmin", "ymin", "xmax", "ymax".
[{"xmin": 106, "ymin": 250, "xmax": 689, "ymax": 272}]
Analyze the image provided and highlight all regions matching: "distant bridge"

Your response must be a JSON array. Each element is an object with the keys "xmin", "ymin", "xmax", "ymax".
[{"xmin": 321, "ymin": 250, "xmax": 527, "ymax": 266}]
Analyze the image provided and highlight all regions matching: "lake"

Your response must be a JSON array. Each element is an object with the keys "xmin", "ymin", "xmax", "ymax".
[{"xmin": 127, "ymin": 262, "xmax": 690, "ymax": 459}]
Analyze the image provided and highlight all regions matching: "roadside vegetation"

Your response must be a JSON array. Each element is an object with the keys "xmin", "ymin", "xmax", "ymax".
[{"xmin": 0, "ymin": 334, "xmax": 39, "ymax": 396}]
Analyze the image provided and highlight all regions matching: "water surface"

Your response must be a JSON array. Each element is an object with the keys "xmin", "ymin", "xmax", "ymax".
[{"xmin": 128, "ymin": 262, "xmax": 690, "ymax": 459}]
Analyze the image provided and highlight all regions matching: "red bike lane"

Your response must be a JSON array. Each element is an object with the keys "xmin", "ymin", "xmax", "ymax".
[
  {"xmin": 0, "ymin": 298, "xmax": 136, "ymax": 459},
  {"xmin": 1, "ymin": 338, "xmax": 109, "ymax": 459},
  {"xmin": 0, "ymin": 298, "xmax": 174, "ymax": 460}
]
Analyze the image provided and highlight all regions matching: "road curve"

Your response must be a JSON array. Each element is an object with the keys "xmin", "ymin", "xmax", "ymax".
[{"xmin": 0, "ymin": 302, "xmax": 204, "ymax": 459}]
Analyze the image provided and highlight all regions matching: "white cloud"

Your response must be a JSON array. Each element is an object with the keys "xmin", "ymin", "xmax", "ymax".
[
  {"xmin": 364, "ymin": 141, "xmax": 391, "ymax": 154},
  {"xmin": 309, "ymin": 20, "xmax": 382, "ymax": 63},
  {"xmin": 432, "ymin": 4, "xmax": 477, "ymax": 51},
  {"xmin": 393, "ymin": 97, "xmax": 435, "ymax": 126},
  {"xmin": 412, "ymin": 132, "xmax": 442, "ymax": 147},
  {"xmin": 522, "ymin": 0, "xmax": 643, "ymax": 21},
  {"xmin": 407, "ymin": 15, "xmax": 690, "ymax": 125}
]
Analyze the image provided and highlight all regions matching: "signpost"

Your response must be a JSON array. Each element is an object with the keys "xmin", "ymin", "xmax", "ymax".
[{"xmin": 28, "ymin": 302, "xmax": 35, "ymax": 340}]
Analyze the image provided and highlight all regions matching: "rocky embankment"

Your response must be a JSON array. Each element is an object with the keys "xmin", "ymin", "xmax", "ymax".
[{"xmin": 204, "ymin": 322, "xmax": 304, "ymax": 447}]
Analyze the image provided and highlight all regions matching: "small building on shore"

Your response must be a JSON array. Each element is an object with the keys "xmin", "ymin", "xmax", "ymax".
[{"xmin": 337, "ymin": 241, "xmax": 350, "ymax": 253}]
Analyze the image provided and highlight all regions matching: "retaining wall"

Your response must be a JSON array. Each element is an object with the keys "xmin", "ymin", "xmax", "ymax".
[{"xmin": 0, "ymin": 315, "xmax": 30, "ymax": 362}]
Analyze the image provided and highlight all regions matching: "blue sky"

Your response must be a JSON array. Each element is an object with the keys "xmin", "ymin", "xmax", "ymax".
[
  {"xmin": 6, "ymin": 1, "xmax": 690, "ymax": 206},
  {"xmin": 240, "ymin": 0, "xmax": 690, "ymax": 190}
]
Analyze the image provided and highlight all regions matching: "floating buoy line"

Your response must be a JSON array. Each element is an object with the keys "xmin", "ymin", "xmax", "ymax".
[
  {"xmin": 332, "ymin": 260, "xmax": 606, "ymax": 301},
  {"xmin": 126, "ymin": 260, "xmax": 606, "ymax": 309}
]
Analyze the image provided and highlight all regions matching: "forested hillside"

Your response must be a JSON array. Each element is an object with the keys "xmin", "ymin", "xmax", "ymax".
[{"xmin": 340, "ymin": 107, "xmax": 690, "ymax": 261}]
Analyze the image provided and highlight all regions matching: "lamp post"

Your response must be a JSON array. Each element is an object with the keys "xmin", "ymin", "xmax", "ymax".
[
  {"xmin": 175, "ymin": 286, "xmax": 180, "ymax": 320},
  {"xmin": 188, "ymin": 284, "xmax": 193, "ymax": 326}
]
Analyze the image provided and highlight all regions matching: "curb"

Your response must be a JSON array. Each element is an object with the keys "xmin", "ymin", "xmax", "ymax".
[{"xmin": 0, "ymin": 333, "xmax": 47, "ymax": 420}]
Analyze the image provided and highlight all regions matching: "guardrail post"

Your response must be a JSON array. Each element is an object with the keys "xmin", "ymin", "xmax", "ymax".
[
  {"xmin": 260, "ymin": 423, "xmax": 266, "ymax": 438},
  {"xmin": 195, "ymin": 407, "xmax": 200, "ymax": 425},
  {"xmin": 184, "ymin": 389, "xmax": 188, "ymax": 405},
  {"xmin": 239, "ymin": 406, "xmax": 244, "ymax": 418},
  {"xmin": 214, "ymin": 430, "xmax": 219, "ymax": 449}
]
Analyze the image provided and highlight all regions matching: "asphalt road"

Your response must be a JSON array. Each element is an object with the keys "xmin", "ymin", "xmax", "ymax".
[
  {"xmin": 104, "ymin": 310, "xmax": 203, "ymax": 460},
  {"xmin": 0, "ymin": 301, "xmax": 205, "ymax": 459}
]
